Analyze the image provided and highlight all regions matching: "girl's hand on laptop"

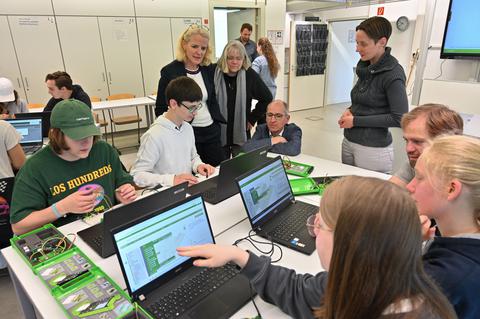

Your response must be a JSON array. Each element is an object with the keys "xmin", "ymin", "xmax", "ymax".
[
  {"xmin": 197, "ymin": 164, "xmax": 215, "ymax": 178},
  {"xmin": 177, "ymin": 244, "xmax": 250, "ymax": 268},
  {"xmin": 115, "ymin": 183, "xmax": 137, "ymax": 204}
]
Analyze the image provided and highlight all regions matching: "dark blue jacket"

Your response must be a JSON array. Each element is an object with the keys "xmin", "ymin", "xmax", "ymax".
[
  {"xmin": 242, "ymin": 123, "xmax": 302, "ymax": 156},
  {"xmin": 154, "ymin": 60, "xmax": 225, "ymax": 124},
  {"xmin": 423, "ymin": 236, "xmax": 480, "ymax": 319}
]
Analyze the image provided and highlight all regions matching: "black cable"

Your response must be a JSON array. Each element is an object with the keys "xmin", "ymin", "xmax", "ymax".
[
  {"xmin": 232, "ymin": 230, "xmax": 283, "ymax": 263},
  {"xmin": 249, "ymin": 282, "xmax": 262, "ymax": 319}
]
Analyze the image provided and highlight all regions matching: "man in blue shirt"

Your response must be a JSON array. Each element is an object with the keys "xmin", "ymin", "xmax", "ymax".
[
  {"xmin": 237, "ymin": 23, "xmax": 258, "ymax": 63},
  {"xmin": 242, "ymin": 100, "xmax": 302, "ymax": 156}
]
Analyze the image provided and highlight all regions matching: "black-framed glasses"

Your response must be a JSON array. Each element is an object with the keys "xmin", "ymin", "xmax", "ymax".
[
  {"xmin": 266, "ymin": 112, "xmax": 286, "ymax": 120},
  {"xmin": 180, "ymin": 102, "xmax": 203, "ymax": 113}
]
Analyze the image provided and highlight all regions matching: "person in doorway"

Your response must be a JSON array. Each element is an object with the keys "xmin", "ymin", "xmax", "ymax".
[
  {"xmin": 338, "ymin": 16, "xmax": 408, "ymax": 174},
  {"xmin": 154, "ymin": 24, "xmax": 225, "ymax": 166},
  {"xmin": 178, "ymin": 176, "xmax": 457, "ymax": 319},
  {"xmin": 0, "ymin": 77, "xmax": 28, "ymax": 119},
  {"xmin": 44, "ymin": 71, "xmax": 91, "ymax": 112},
  {"xmin": 214, "ymin": 40, "xmax": 272, "ymax": 158},
  {"xmin": 131, "ymin": 77, "xmax": 215, "ymax": 188},
  {"xmin": 237, "ymin": 23, "xmax": 258, "ymax": 63},
  {"xmin": 242, "ymin": 100, "xmax": 301, "ymax": 156},
  {"xmin": 390, "ymin": 104, "xmax": 463, "ymax": 187},
  {"xmin": 407, "ymin": 135, "xmax": 480, "ymax": 319},
  {"xmin": 10, "ymin": 99, "xmax": 136, "ymax": 235},
  {"xmin": 252, "ymin": 37, "xmax": 280, "ymax": 98}
]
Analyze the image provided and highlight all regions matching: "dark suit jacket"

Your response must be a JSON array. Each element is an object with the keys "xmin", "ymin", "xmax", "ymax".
[
  {"xmin": 154, "ymin": 60, "xmax": 225, "ymax": 123},
  {"xmin": 242, "ymin": 123, "xmax": 302, "ymax": 156}
]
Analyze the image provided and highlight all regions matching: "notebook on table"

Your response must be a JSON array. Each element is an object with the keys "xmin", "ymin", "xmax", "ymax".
[
  {"xmin": 78, "ymin": 182, "xmax": 188, "ymax": 258},
  {"xmin": 187, "ymin": 145, "xmax": 269, "ymax": 204},
  {"xmin": 111, "ymin": 194, "xmax": 251, "ymax": 319},
  {"xmin": 236, "ymin": 156, "xmax": 318, "ymax": 255},
  {"xmin": 6, "ymin": 118, "xmax": 43, "ymax": 155}
]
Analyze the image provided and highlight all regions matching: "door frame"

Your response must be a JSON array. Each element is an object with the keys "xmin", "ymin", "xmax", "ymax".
[{"xmin": 209, "ymin": 0, "xmax": 265, "ymax": 62}]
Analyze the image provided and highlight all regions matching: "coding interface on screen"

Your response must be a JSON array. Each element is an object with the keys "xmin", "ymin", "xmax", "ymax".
[
  {"xmin": 113, "ymin": 197, "xmax": 213, "ymax": 293},
  {"xmin": 443, "ymin": 0, "xmax": 480, "ymax": 54},
  {"xmin": 9, "ymin": 119, "xmax": 42, "ymax": 143},
  {"xmin": 238, "ymin": 159, "xmax": 292, "ymax": 225}
]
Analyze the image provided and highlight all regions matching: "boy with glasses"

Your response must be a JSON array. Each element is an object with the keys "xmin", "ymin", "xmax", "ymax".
[
  {"xmin": 242, "ymin": 100, "xmax": 302, "ymax": 156},
  {"xmin": 131, "ymin": 77, "xmax": 214, "ymax": 187}
]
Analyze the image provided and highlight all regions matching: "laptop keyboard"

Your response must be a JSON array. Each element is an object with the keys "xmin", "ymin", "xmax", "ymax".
[
  {"xmin": 23, "ymin": 145, "xmax": 41, "ymax": 154},
  {"xmin": 268, "ymin": 202, "xmax": 318, "ymax": 241},
  {"xmin": 147, "ymin": 263, "xmax": 239, "ymax": 318}
]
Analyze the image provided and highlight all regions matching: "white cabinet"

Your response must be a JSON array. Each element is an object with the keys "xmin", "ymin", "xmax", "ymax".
[
  {"xmin": 98, "ymin": 17, "xmax": 144, "ymax": 97},
  {"xmin": 8, "ymin": 16, "xmax": 64, "ymax": 104},
  {"xmin": 0, "ymin": 0, "xmax": 53, "ymax": 15},
  {"xmin": 134, "ymin": 0, "xmax": 205, "ymax": 17},
  {"xmin": 136, "ymin": 18, "xmax": 174, "ymax": 96},
  {"xmin": 56, "ymin": 17, "xmax": 109, "ymax": 100},
  {"xmin": 0, "ymin": 16, "xmax": 27, "ymax": 101},
  {"xmin": 51, "ymin": 0, "xmax": 134, "ymax": 17}
]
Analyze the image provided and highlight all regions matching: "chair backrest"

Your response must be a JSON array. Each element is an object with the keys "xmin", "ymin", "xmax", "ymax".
[
  {"xmin": 90, "ymin": 96, "xmax": 101, "ymax": 102},
  {"xmin": 107, "ymin": 93, "xmax": 135, "ymax": 101},
  {"xmin": 27, "ymin": 103, "xmax": 45, "ymax": 109}
]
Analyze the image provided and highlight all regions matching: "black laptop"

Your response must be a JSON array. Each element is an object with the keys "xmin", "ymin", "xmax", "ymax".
[
  {"xmin": 236, "ymin": 156, "xmax": 318, "ymax": 255},
  {"xmin": 15, "ymin": 111, "xmax": 51, "ymax": 138},
  {"xmin": 111, "ymin": 194, "xmax": 251, "ymax": 319},
  {"xmin": 6, "ymin": 118, "xmax": 43, "ymax": 155},
  {"xmin": 78, "ymin": 182, "xmax": 188, "ymax": 258},
  {"xmin": 187, "ymin": 146, "xmax": 269, "ymax": 204}
]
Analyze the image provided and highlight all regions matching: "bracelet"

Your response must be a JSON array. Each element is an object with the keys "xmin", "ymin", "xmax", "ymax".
[{"xmin": 51, "ymin": 203, "xmax": 63, "ymax": 218}]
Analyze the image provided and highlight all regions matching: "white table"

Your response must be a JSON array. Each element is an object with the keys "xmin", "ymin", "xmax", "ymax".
[
  {"xmin": 92, "ymin": 96, "xmax": 156, "ymax": 126},
  {"xmin": 2, "ymin": 154, "xmax": 389, "ymax": 319}
]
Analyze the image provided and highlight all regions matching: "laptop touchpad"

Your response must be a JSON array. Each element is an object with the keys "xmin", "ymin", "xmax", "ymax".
[{"xmin": 187, "ymin": 298, "xmax": 229, "ymax": 319}]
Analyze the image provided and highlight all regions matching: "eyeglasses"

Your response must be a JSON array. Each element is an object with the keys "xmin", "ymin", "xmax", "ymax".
[
  {"xmin": 180, "ymin": 102, "xmax": 203, "ymax": 113},
  {"xmin": 227, "ymin": 56, "xmax": 244, "ymax": 61},
  {"xmin": 306, "ymin": 214, "xmax": 332, "ymax": 237},
  {"xmin": 266, "ymin": 112, "xmax": 286, "ymax": 120}
]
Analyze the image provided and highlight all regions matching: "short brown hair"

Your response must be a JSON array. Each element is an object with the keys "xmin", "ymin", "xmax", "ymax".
[
  {"xmin": 356, "ymin": 16, "xmax": 392, "ymax": 43},
  {"xmin": 240, "ymin": 23, "xmax": 252, "ymax": 32},
  {"xmin": 401, "ymin": 103, "xmax": 463, "ymax": 138},
  {"xmin": 48, "ymin": 128, "xmax": 99, "ymax": 154},
  {"xmin": 165, "ymin": 76, "xmax": 202, "ymax": 104},
  {"xmin": 45, "ymin": 71, "xmax": 73, "ymax": 90}
]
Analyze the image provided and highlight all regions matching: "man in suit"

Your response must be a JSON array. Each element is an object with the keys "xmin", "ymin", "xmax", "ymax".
[{"xmin": 242, "ymin": 100, "xmax": 302, "ymax": 156}]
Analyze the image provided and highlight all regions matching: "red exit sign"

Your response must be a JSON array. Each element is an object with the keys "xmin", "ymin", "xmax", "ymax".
[{"xmin": 377, "ymin": 7, "xmax": 385, "ymax": 15}]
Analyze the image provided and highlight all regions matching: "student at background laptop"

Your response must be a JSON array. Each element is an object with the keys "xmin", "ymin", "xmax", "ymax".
[
  {"xmin": 178, "ymin": 176, "xmax": 456, "ymax": 319},
  {"xmin": 131, "ymin": 76, "xmax": 215, "ymax": 188},
  {"xmin": 0, "ymin": 77, "xmax": 28, "ymax": 119},
  {"xmin": 0, "ymin": 120, "xmax": 25, "ymax": 178},
  {"xmin": 10, "ymin": 99, "xmax": 136, "ymax": 235},
  {"xmin": 242, "ymin": 100, "xmax": 302, "ymax": 156},
  {"xmin": 44, "ymin": 71, "xmax": 91, "ymax": 112}
]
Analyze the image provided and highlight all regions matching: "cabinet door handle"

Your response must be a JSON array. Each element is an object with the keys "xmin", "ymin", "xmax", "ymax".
[
  {"xmin": 102, "ymin": 72, "xmax": 106, "ymax": 82},
  {"xmin": 24, "ymin": 77, "xmax": 29, "ymax": 90},
  {"xmin": 17, "ymin": 78, "xmax": 22, "ymax": 88},
  {"xmin": 108, "ymin": 72, "xmax": 112, "ymax": 83}
]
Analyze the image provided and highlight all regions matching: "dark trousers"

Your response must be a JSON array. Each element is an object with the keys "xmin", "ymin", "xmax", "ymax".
[{"xmin": 193, "ymin": 123, "xmax": 225, "ymax": 167}]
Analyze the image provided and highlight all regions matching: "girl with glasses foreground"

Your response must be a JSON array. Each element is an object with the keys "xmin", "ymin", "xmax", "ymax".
[{"xmin": 178, "ymin": 176, "xmax": 456, "ymax": 319}]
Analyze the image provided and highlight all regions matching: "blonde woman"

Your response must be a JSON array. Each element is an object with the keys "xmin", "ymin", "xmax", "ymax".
[
  {"xmin": 214, "ymin": 40, "xmax": 272, "ymax": 158},
  {"xmin": 178, "ymin": 176, "xmax": 456, "ymax": 319},
  {"xmin": 252, "ymin": 37, "xmax": 280, "ymax": 98},
  {"xmin": 154, "ymin": 24, "xmax": 224, "ymax": 166},
  {"xmin": 407, "ymin": 135, "xmax": 480, "ymax": 319}
]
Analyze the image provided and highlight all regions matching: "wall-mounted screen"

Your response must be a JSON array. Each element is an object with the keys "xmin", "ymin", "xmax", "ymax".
[{"xmin": 440, "ymin": 0, "xmax": 480, "ymax": 59}]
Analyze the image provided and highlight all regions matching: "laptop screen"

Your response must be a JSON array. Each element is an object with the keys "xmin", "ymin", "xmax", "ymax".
[
  {"xmin": 7, "ymin": 118, "xmax": 43, "ymax": 144},
  {"xmin": 237, "ymin": 157, "xmax": 293, "ymax": 226},
  {"xmin": 112, "ymin": 196, "xmax": 214, "ymax": 294}
]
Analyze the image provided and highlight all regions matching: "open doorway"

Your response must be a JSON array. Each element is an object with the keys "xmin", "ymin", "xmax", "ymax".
[
  {"xmin": 325, "ymin": 19, "xmax": 363, "ymax": 106},
  {"xmin": 213, "ymin": 8, "xmax": 257, "ymax": 59}
]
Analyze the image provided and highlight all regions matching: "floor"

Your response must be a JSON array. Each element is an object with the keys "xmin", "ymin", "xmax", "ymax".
[{"xmin": 0, "ymin": 103, "xmax": 407, "ymax": 318}]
